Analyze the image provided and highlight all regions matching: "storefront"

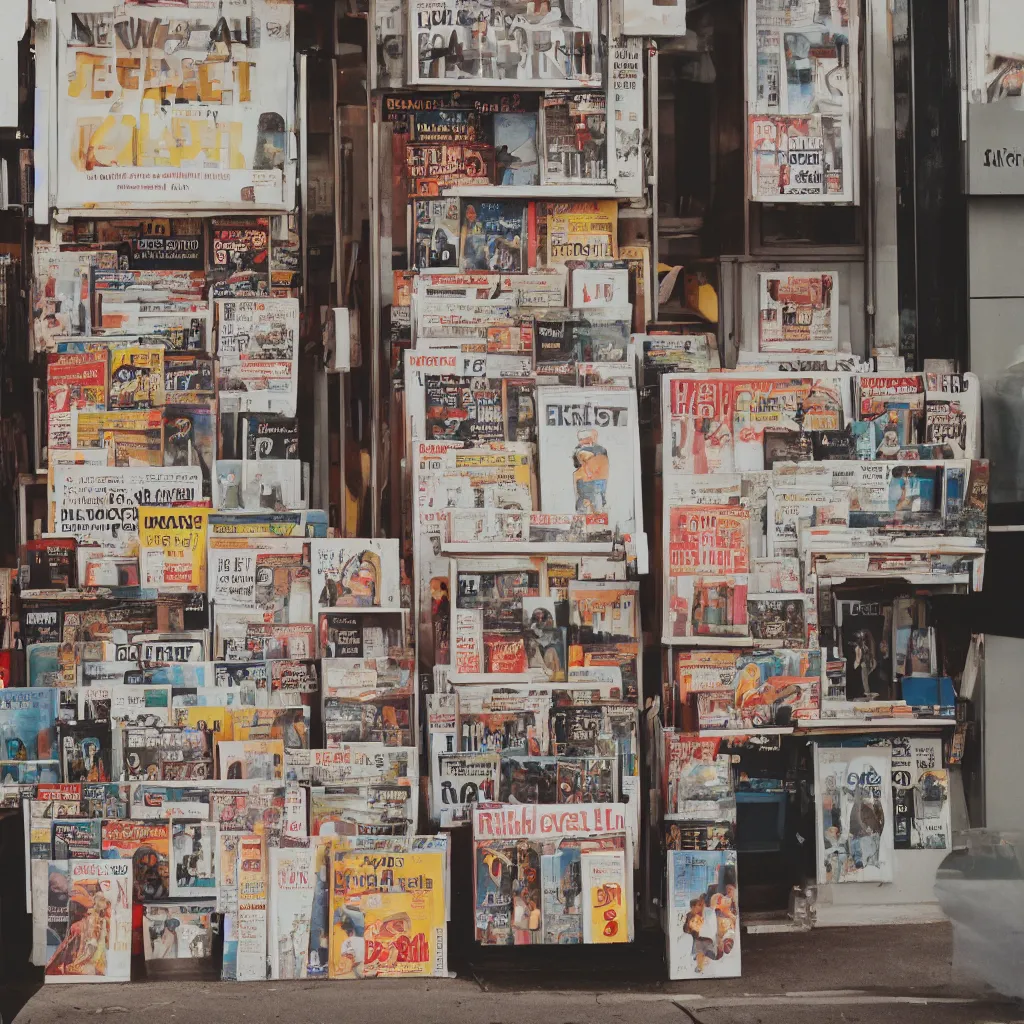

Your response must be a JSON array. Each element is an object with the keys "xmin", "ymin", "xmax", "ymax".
[{"xmin": 0, "ymin": 0, "xmax": 1010, "ymax": 987}]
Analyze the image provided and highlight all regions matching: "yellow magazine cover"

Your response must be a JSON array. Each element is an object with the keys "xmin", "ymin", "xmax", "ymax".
[
  {"xmin": 581, "ymin": 851, "xmax": 628, "ymax": 944},
  {"xmin": 138, "ymin": 506, "xmax": 210, "ymax": 591},
  {"xmin": 109, "ymin": 346, "xmax": 165, "ymax": 409},
  {"xmin": 329, "ymin": 849, "xmax": 446, "ymax": 979},
  {"xmin": 546, "ymin": 200, "xmax": 618, "ymax": 266}
]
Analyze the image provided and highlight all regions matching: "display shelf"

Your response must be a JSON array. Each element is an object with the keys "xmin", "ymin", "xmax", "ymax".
[
  {"xmin": 449, "ymin": 672, "xmax": 537, "ymax": 686},
  {"xmin": 814, "ymin": 573, "xmax": 972, "ymax": 587},
  {"xmin": 662, "ymin": 635, "xmax": 757, "ymax": 647},
  {"xmin": 441, "ymin": 541, "xmax": 616, "ymax": 556},
  {"xmin": 796, "ymin": 718, "xmax": 955, "ymax": 733},
  {"xmin": 695, "ymin": 727, "xmax": 795, "ymax": 739},
  {"xmin": 441, "ymin": 184, "xmax": 618, "ymax": 199}
]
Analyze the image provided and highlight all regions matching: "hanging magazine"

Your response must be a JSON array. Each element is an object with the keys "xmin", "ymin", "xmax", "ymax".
[{"xmin": 758, "ymin": 272, "xmax": 839, "ymax": 353}]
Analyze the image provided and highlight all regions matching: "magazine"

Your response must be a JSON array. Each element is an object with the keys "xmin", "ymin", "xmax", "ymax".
[
  {"xmin": 210, "ymin": 219, "xmax": 271, "ymax": 298},
  {"xmin": 408, "ymin": 0, "xmax": 601, "ymax": 88},
  {"xmin": 537, "ymin": 387, "xmax": 641, "ymax": 536},
  {"xmin": 310, "ymin": 540, "xmax": 401, "ymax": 612},
  {"xmin": 44, "ymin": 859, "xmax": 132, "ymax": 983},
  {"xmin": 216, "ymin": 298, "xmax": 300, "ymax": 416},
  {"xmin": 666, "ymin": 850, "xmax": 741, "ymax": 979},
  {"xmin": 471, "ymin": 803, "xmax": 631, "ymax": 946},
  {"xmin": 541, "ymin": 92, "xmax": 608, "ymax": 184},
  {"xmin": 889, "ymin": 736, "xmax": 951, "ymax": 851},
  {"xmin": 757, "ymin": 272, "xmax": 839, "ymax": 353},
  {"xmin": 268, "ymin": 842, "xmax": 318, "ymax": 979},
  {"xmin": 143, "ymin": 902, "xmax": 215, "ymax": 965},
  {"xmin": 460, "ymin": 201, "xmax": 530, "ymax": 274},
  {"xmin": 170, "ymin": 821, "xmax": 219, "ymax": 899}
]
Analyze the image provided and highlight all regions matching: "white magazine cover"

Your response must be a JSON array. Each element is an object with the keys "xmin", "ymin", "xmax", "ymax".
[
  {"xmin": 814, "ymin": 745, "xmax": 895, "ymax": 884},
  {"xmin": 269, "ymin": 842, "xmax": 317, "ymax": 979},
  {"xmin": 310, "ymin": 539, "xmax": 401, "ymax": 612},
  {"xmin": 580, "ymin": 851, "xmax": 629, "ymax": 944},
  {"xmin": 757, "ymin": 272, "xmax": 839, "ymax": 353},
  {"xmin": 54, "ymin": 0, "xmax": 296, "ymax": 211},
  {"xmin": 666, "ymin": 849, "xmax": 741, "ymax": 979},
  {"xmin": 890, "ymin": 736, "xmax": 952, "ymax": 851},
  {"xmin": 207, "ymin": 536, "xmax": 310, "ymax": 619},
  {"xmin": 217, "ymin": 298, "xmax": 300, "ymax": 416},
  {"xmin": 537, "ymin": 387, "xmax": 641, "ymax": 537},
  {"xmin": 44, "ymin": 858, "xmax": 132, "ymax": 983}
]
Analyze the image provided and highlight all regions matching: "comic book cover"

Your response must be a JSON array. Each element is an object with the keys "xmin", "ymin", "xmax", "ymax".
[
  {"xmin": 460, "ymin": 201, "xmax": 529, "ymax": 273},
  {"xmin": 109, "ymin": 347, "xmax": 165, "ymax": 409},
  {"xmin": 170, "ymin": 821, "xmax": 218, "ymax": 899},
  {"xmin": 537, "ymin": 388, "xmax": 640, "ymax": 535},
  {"xmin": 838, "ymin": 598, "xmax": 894, "ymax": 701},
  {"xmin": 210, "ymin": 219, "xmax": 271, "ymax": 298},
  {"xmin": 666, "ymin": 850, "xmax": 741, "ymax": 979},
  {"xmin": 44, "ymin": 858, "xmax": 132, "ymax": 983},
  {"xmin": 51, "ymin": 820, "xmax": 102, "ymax": 860},
  {"xmin": 422, "ymin": 375, "xmax": 507, "ymax": 444},
  {"xmin": 329, "ymin": 849, "xmax": 447, "ymax": 978},
  {"xmin": 815, "ymin": 746, "xmax": 895, "ymax": 884},
  {"xmin": 310, "ymin": 540, "xmax": 401, "ymax": 612},
  {"xmin": 451, "ymin": 561, "xmax": 546, "ymax": 679},
  {"xmin": 757, "ymin": 272, "xmax": 838, "ymax": 353},
  {"xmin": 412, "ymin": 199, "xmax": 460, "ymax": 269}
]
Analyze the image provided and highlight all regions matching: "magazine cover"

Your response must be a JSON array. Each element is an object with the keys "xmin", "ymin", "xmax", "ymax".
[
  {"xmin": 546, "ymin": 201, "xmax": 618, "ymax": 265},
  {"xmin": 210, "ymin": 219, "xmax": 272, "ymax": 298},
  {"xmin": 109, "ymin": 347, "xmax": 166, "ymax": 409},
  {"xmin": 815, "ymin": 745, "xmax": 895, "ymax": 884},
  {"xmin": 269, "ymin": 843, "xmax": 317, "ymax": 979},
  {"xmin": 44, "ymin": 858, "xmax": 132, "ymax": 983},
  {"xmin": 170, "ymin": 821, "xmax": 219, "ymax": 899},
  {"xmin": 541, "ymin": 92, "xmax": 608, "ymax": 183},
  {"xmin": 310, "ymin": 539, "xmax": 401, "ymax": 612},
  {"xmin": 537, "ymin": 388, "xmax": 641, "ymax": 536},
  {"xmin": 101, "ymin": 820, "xmax": 171, "ymax": 905},
  {"xmin": 494, "ymin": 113, "xmax": 540, "ymax": 185},
  {"xmin": 413, "ymin": 199, "xmax": 461, "ymax": 269},
  {"xmin": 138, "ymin": 506, "xmax": 210, "ymax": 592},
  {"xmin": 890, "ymin": 736, "xmax": 951, "ymax": 851},
  {"xmin": 235, "ymin": 833, "xmax": 268, "ymax": 982},
  {"xmin": 580, "ymin": 851, "xmax": 628, "ymax": 943},
  {"xmin": 329, "ymin": 849, "xmax": 447, "ymax": 978},
  {"xmin": 216, "ymin": 298, "xmax": 300, "ymax": 416},
  {"xmin": 666, "ymin": 850, "xmax": 741, "ymax": 979},
  {"xmin": 460, "ymin": 202, "xmax": 529, "ymax": 274},
  {"xmin": 757, "ymin": 272, "xmax": 839, "ymax": 353},
  {"xmin": 409, "ymin": 0, "xmax": 600, "ymax": 88},
  {"xmin": 46, "ymin": 351, "xmax": 107, "ymax": 451},
  {"xmin": 0, "ymin": 689, "xmax": 59, "ymax": 760},
  {"xmin": 143, "ymin": 902, "xmax": 215, "ymax": 963}
]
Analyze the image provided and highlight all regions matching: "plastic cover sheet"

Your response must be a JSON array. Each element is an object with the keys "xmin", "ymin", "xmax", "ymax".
[{"xmin": 934, "ymin": 830, "xmax": 1024, "ymax": 998}]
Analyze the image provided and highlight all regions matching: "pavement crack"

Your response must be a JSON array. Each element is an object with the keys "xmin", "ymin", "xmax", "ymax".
[{"xmin": 673, "ymin": 1003, "xmax": 706, "ymax": 1024}]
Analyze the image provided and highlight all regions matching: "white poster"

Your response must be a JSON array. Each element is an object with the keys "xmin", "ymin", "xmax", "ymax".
[
  {"xmin": 53, "ymin": 465, "xmax": 203, "ymax": 552},
  {"xmin": 815, "ymin": 745, "xmax": 895, "ymax": 884},
  {"xmin": 55, "ymin": 0, "xmax": 296, "ymax": 211},
  {"xmin": 217, "ymin": 298, "xmax": 299, "ymax": 416},
  {"xmin": 537, "ymin": 387, "xmax": 641, "ymax": 537}
]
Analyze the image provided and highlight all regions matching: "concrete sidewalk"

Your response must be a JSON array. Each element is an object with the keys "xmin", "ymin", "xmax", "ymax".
[{"xmin": 6, "ymin": 924, "xmax": 1021, "ymax": 1024}]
